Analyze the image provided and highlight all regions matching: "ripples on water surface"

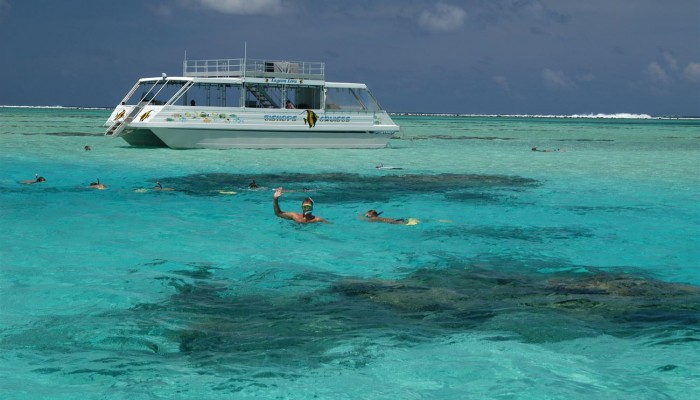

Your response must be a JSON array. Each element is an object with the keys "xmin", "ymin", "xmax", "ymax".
[{"xmin": 1, "ymin": 108, "xmax": 699, "ymax": 399}]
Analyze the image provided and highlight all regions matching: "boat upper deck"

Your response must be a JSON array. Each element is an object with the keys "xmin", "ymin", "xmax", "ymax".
[{"xmin": 183, "ymin": 58, "xmax": 325, "ymax": 80}]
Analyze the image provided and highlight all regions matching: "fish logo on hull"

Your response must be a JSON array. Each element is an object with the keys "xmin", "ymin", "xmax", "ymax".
[{"xmin": 303, "ymin": 110, "xmax": 318, "ymax": 128}]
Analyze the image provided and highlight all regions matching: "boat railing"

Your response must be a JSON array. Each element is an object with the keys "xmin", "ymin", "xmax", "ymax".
[{"xmin": 183, "ymin": 58, "xmax": 325, "ymax": 80}]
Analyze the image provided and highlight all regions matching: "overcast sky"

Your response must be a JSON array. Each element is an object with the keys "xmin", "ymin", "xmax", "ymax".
[{"xmin": 1, "ymin": 0, "xmax": 698, "ymax": 116}]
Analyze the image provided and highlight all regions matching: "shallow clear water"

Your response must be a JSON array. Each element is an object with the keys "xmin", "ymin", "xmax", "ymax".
[{"xmin": 1, "ymin": 107, "xmax": 699, "ymax": 399}]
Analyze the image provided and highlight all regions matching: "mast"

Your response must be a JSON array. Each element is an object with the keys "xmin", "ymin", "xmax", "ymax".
[{"xmin": 243, "ymin": 42, "xmax": 247, "ymax": 79}]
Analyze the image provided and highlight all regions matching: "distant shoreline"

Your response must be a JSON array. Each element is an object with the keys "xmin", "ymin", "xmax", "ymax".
[{"xmin": 0, "ymin": 105, "xmax": 111, "ymax": 110}]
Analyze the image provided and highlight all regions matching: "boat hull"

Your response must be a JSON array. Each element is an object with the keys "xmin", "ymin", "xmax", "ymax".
[
  {"xmin": 121, "ymin": 128, "xmax": 167, "ymax": 147},
  {"xmin": 147, "ymin": 127, "xmax": 396, "ymax": 149}
]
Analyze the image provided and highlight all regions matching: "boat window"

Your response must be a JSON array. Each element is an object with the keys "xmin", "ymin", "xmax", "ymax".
[
  {"xmin": 324, "ymin": 87, "xmax": 381, "ymax": 111},
  {"xmin": 289, "ymin": 86, "xmax": 321, "ymax": 110},
  {"xmin": 184, "ymin": 83, "xmax": 241, "ymax": 107},
  {"xmin": 243, "ymin": 84, "xmax": 321, "ymax": 109},
  {"xmin": 123, "ymin": 82, "xmax": 157, "ymax": 105},
  {"xmin": 354, "ymin": 88, "xmax": 382, "ymax": 112},
  {"xmin": 124, "ymin": 80, "xmax": 188, "ymax": 106},
  {"xmin": 285, "ymin": 86, "xmax": 321, "ymax": 109}
]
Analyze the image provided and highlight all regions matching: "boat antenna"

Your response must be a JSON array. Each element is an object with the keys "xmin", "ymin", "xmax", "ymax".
[{"xmin": 243, "ymin": 42, "xmax": 247, "ymax": 79}]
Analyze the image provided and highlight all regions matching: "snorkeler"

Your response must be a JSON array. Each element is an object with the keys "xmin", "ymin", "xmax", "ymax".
[
  {"xmin": 273, "ymin": 187, "xmax": 328, "ymax": 224},
  {"xmin": 89, "ymin": 178, "xmax": 107, "ymax": 190},
  {"xmin": 363, "ymin": 209, "xmax": 412, "ymax": 225},
  {"xmin": 153, "ymin": 181, "xmax": 174, "ymax": 191},
  {"xmin": 375, "ymin": 163, "xmax": 403, "ymax": 170},
  {"xmin": 532, "ymin": 146, "xmax": 565, "ymax": 152},
  {"xmin": 21, "ymin": 174, "xmax": 46, "ymax": 184}
]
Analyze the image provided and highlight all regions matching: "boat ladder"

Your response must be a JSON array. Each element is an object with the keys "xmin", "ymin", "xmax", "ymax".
[
  {"xmin": 247, "ymin": 85, "xmax": 278, "ymax": 108},
  {"xmin": 105, "ymin": 102, "xmax": 147, "ymax": 137}
]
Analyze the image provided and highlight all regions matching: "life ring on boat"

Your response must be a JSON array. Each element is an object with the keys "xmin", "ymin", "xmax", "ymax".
[
  {"xmin": 139, "ymin": 110, "xmax": 152, "ymax": 122},
  {"xmin": 114, "ymin": 109, "xmax": 126, "ymax": 120}
]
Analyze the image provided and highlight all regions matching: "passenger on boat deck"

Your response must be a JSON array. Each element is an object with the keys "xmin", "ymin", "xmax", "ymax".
[
  {"xmin": 190, "ymin": 100, "xmax": 196, "ymax": 106},
  {"xmin": 285, "ymin": 100, "xmax": 295, "ymax": 109},
  {"xmin": 273, "ymin": 187, "xmax": 328, "ymax": 224},
  {"xmin": 89, "ymin": 178, "xmax": 107, "ymax": 190},
  {"xmin": 21, "ymin": 174, "xmax": 46, "ymax": 184},
  {"xmin": 249, "ymin": 179, "xmax": 258, "ymax": 189},
  {"xmin": 363, "ymin": 209, "xmax": 408, "ymax": 225}
]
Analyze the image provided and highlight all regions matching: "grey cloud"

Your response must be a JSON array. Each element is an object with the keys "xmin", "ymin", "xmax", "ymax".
[
  {"xmin": 417, "ymin": 3, "xmax": 467, "ymax": 33},
  {"xmin": 191, "ymin": 0, "xmax": 288, "ymax": 15},
  {"xmin": 646, "ymin": 62, "xmax": 671, "ymax": 84},
  {"xmin": 542, "ymin": 68, "xmax": 575, "ymax": 89},
  {"xmin": 684, "ymin": 63, "xmax": 700, "ymax": 83}
]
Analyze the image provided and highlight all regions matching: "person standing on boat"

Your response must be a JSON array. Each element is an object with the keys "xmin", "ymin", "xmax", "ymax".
[
  {"xmin": 285, "ymin": 100, "xmax": 295, "ymax": 109},
  {"xmin": 273, "ymin": 187, "xmax": 328, "ymax": 223}
]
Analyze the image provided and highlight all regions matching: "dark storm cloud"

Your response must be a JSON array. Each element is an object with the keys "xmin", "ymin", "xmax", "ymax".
[{"xmin": 0, "ymin": 0, "xmax": 697, "ymax": 116}]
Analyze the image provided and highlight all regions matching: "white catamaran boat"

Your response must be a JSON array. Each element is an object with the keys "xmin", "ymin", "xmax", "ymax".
[{"xmin": 104, "ymin": 57, "xmax": 400, "ymax": 149}]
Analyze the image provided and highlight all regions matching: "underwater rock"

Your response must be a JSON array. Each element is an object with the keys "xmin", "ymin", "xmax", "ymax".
[
  {"xmin": 160, "ymin": 172, "xmax": 539, "ymax": 202},
  {"xmin": 331, "ymin": 267, "xmax": 700, "ymax": 332},
  {"xmin": 123, "ymin": 262, "xmax": 698, "ymax": 359}
]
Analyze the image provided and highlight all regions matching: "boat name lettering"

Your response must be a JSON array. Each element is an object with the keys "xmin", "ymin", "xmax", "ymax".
[
  {"xmin": 319, "ymin": 116, "xmax": 351, "ymax": 122},
  {"xmin": 270, "ymin": 78, "xmax": 300, "ymax": 84},
  {"xmin": 264, "ymin": 115, "xmax": 298, "ymax": 122}
]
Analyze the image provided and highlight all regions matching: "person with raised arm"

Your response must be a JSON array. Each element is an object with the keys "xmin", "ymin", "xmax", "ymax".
[{"xmin": 273, "ymin": 187, "xmax": 328, "ymax": 224}]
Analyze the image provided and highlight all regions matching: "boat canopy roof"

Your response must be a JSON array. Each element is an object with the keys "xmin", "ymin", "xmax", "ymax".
[
  {"xmin": 136, "ymin": 76, "xmax": 364, "ymax": 89},
  {"xmin": 325, "ymin": 82, "xmax": 368, "ymax": 89},
  {"xmin": 183, "ymin": 58, "xmax": 325, "ymax": 80},
  {"xmin": 138, "ymin": 77, "xmax": 192, "ymax": 83}
]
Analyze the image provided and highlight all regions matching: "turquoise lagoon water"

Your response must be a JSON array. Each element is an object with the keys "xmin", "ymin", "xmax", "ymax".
[{"xmin": 1, "ymin": 107, "xmax": 699, "ymax": 399}]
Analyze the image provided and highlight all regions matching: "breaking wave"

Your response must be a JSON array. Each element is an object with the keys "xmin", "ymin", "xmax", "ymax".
[{"xmin": 392, "ymin": 112, "xmax": 700, "ymax": 119}]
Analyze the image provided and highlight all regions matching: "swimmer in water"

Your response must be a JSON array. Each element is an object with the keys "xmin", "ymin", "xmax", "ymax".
[
  {"xmin": 249, "ymin": 179, "xmax": 258, "ymax": 189},
  {"xmin": 532, "ymin": 146, "xmax": 565, "ymax": 152},
  {"xmin": 363, "ymin": 209, "xmax": 410, "ymax": 225},
  {"xmin": 273, "ymin": 187, "xmax": 329, "ymax": 224},
  {"xmin": 21, "ymin": 174, "xmax": 46, "ymax": 184},
  {"xmin": 375, "ymin": 163, "xmax": 403, "ymax": 170},
  {"xmin": 89, "ymin": 178, "xmax": 107, "ymax": 190},
  {"xmin": 153, "ymin": 181, "xmax": 174, "ymax": 191}
]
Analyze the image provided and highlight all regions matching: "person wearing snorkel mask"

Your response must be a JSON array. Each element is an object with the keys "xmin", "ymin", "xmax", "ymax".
[
  {"xmin": 273, "ymin": 187, "xmax": 329, "ymax": 224},
  {"xmin": 363, "ymin": 209, "xmax": 408, "ymax": 225},
  {"xmin": 20, "ymin": 174, "xmax": 46, "ymax": 184}
]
